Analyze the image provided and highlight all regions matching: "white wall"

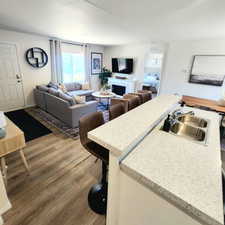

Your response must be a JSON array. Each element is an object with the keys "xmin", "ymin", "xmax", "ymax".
[
  {"xmin": 160, "ymin": 40, "xmax": 225, "ymax": 100},
  {"xmin": 104, "ymin": 43, "xmax": 167, "ymax": 90},
  {"xmin": 0, "ymin": 29, "xmax": 51, "ymax": 107},
  {"xmin": 88, "ymin": 44, "xmax": 105, "ymax": 91},
  {"xmin": 0, "ymin": 29, "xmax": 105, "ymax": 108},
  {"xmin": 104, "ymin": 43, "xmax": 150, "ymax": 89}
]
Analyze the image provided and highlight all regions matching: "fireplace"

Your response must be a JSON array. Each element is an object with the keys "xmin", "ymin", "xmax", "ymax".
[
  {"xmin": 108, "ymin": 77, "xmax": 136, "ymax": 95},
  {"xmin": 112, "ymin": 85, "xmax": 126, "ymax": 96}
]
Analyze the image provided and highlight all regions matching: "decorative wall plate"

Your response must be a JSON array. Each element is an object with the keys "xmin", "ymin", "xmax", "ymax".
[{"xmin": 26, "ymin": 47, "xmax": 48, "ymax": 68}]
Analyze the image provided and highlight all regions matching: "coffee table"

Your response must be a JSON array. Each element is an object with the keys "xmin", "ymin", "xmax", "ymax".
[{"xmin": 92, "ymin": 91, "xmax": 116, "ymax": 110}]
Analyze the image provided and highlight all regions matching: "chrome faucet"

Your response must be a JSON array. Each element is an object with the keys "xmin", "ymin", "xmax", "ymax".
[
  {"xmin": 171, "ymin": 109, "xmax": 194, "ymax": 120},
  {"xmin": 162, "ymin": 109, "xmax": 195, "ymax": 132}
]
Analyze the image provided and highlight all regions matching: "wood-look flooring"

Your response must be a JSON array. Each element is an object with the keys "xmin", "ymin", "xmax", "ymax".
[{"xmin": 2, "ymin": 117, "xmax": 106, "ymax": 225}]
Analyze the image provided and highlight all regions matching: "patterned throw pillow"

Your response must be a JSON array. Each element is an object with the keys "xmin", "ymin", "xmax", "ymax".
[
  {"xmin": 58, "ymin": 84, "xmax": 67, "ymax": 93},
  {"xmin": 73, "ymin": 95, "xmax": 86, "ymax": 104}
]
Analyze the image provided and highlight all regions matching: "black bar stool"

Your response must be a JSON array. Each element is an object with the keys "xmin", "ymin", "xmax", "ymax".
[{"xmin": 79, "ymin": 112, "xmax": 109, "ymax": 215}]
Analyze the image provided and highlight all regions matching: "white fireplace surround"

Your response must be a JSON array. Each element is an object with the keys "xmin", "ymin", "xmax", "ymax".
[{"xmin": 108, "ymin": 77, "xmax": 137, "ymax": 96}]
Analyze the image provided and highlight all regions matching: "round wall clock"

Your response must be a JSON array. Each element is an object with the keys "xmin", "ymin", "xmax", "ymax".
[{"xmin": 25, "ymin": 47, "xmax": 48, "ymax": 68}]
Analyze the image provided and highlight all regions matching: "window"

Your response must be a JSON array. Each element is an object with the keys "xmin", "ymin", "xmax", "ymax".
[{"xmin": 61, "ymin": 43, "xmax": 86, "ymax": 83}]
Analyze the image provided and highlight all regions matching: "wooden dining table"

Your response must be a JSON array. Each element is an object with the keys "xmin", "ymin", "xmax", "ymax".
[
  {"xmin": 182, "ymin": 95, "xmax": 225, "ymax": 113},
  {"xmin": 0, "ymin": 117, "xmax": 29, "ymax": 186}
]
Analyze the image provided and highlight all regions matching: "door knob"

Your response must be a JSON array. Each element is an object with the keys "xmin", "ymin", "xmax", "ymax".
[{"xmin": 17, "ymin": 80, "xmax": 21, "ymax": 83}]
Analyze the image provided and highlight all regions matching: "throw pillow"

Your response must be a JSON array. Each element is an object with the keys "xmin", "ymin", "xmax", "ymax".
[
  {"xmin": 74, "ymin": 82, "xmax": 82, "ymax": 90},
  {"xmin": 47, "ymin": 81, "xmax": 59, "ymax": 89},
  {"xmin": 73, "ymin": 95, "xmax": 86, "ymax": 104},
  {"xmin": 82, "ymin": 83, "xmax": 90, "ymax": 90},
  {"xmin": 59, "ymin": 84, "xmax": 67, "ymax": 93},
  {"xmin": 58, "ymin": 92, "xmax": 76, "ymax": 106},
  {"xmin": 64, "ymin": 82, "xmax": 75, "ymax": 92}
]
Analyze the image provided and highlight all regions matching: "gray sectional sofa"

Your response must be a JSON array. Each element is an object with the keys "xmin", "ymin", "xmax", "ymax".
[
  {"xmin": 63, "ymin": 82, "xmax": 94, "ymax": 101},
  {"xmin": 34, "ymin": 82, "xmax": 98, "ymax": 128}
]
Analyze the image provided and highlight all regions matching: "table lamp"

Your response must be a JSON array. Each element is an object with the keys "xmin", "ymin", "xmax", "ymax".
[{"xmin": 0, "ymin": 111, "xmax": 6, "ymax": 138}]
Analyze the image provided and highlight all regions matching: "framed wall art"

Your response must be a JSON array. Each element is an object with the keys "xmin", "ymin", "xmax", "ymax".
[
  {"xmin": 189, "ymin": 55, "xmax": 225, "ymax": 86},
  {"xmin": 91, "ymin": 52, "xmax": 103, "ymax": 75}
]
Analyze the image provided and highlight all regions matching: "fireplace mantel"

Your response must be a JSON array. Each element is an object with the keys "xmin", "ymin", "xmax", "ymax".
[{"xmin": 108, "ymin": 77, "xmax": 137, "ymax": 96}]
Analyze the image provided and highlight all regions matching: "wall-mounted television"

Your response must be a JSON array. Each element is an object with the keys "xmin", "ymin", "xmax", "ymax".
[{"xmin": 112, "ymin": 58, "xmax": 133, "ymax": 74}]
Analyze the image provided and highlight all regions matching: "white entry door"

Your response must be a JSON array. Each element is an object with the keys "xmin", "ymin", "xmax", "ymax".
[{"xmin": 0, "ymin": 43, "xmax": 25, "ymax": 111}]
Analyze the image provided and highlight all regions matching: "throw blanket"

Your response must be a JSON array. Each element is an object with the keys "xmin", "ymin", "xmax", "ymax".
[{"xmin": 0, "ymin": 172, "xmax": 11, "ymax": 225}]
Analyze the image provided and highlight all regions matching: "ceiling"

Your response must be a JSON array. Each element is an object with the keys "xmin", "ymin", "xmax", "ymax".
[{"xmin": 0, "ymin": 0, "xmax": 225, "ymax": 45}]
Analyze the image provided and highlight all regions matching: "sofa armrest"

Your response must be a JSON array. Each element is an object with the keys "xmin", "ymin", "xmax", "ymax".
[
  {"xmin": 69, "ymin": 100, "xmax": 97, "ymax": 110},
  {"xmin": 34, "ymin": 89, "xmax": 47, "ymax": 110},
  {"xmin": 68, "ymin": 101, "xmax": 98, "ymax": 127}
]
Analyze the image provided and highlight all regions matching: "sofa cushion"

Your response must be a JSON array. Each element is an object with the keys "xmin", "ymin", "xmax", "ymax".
[
  {"xmin": 64, "ymin": 82, "xmax": 82, "ymax": 91},
  {"xmin": 68, "ymin": 90, "xmax": 94, "ymax": 97},
  {"xmin": 36, "ymin": 85, "xmax": 49, "ymax": 92},
  {"xmin": 74, "ymin": 82, "xmax": 82, "ymax": 90},
  {"xmin": 48, "ymin": 88, "xmax": 59, "ymax": 96},
  {"xmin": 58, "ymin": 92, "xmax": 76, "ymax": 106}
]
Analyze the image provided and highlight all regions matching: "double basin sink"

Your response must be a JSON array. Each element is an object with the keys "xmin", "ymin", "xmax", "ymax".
[{"xmin": 163, "ymin": 114, "xmax": 209, "ymax": 144}]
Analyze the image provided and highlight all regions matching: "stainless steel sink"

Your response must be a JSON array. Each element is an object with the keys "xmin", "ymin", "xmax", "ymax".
[
  {"xmin": 170, "ymin": 122, "xmax": 206, "ymax": 142},
  {"xmin": 177, "ymin": 115, "xmax": 208, "ymax": 128}
]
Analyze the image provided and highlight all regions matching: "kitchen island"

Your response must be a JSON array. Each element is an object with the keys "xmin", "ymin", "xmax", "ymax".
[{"xmin": 88, "ymin": 95, "xmax": 223, "ymax": 225}]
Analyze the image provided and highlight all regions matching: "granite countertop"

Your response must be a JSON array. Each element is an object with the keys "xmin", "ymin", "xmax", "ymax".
[
  {"xmin": 88, "ymin": 95, "xmax": 181, "ymax": 158},
  {"xmin": 121, "ymin": 107, "xmax": 223, "ymax": 225}
]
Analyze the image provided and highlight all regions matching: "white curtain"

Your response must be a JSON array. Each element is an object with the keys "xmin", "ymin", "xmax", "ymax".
[
  {"xmin": 50, "ymin": 39, "xmax": 63, "ymax": 84},
  {"xmin": 0, "ymin": 172, "xmax": 11, "ymax": 225},
  {"xmin": 61, "ymin": 43, "xmax": 88, "ymax": 84},
  {"xmin": 84, "ymin": 44, "xmax": 90, "ymax": 84}
]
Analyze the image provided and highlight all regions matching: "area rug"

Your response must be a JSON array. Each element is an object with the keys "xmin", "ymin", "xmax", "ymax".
[
  {"xmin": 26, "ymin": 104, "xmax": 109, "ymax": 140},
  {"xmin": 5, "ymin": 109, "xmax": 52, "ymax": 142}
]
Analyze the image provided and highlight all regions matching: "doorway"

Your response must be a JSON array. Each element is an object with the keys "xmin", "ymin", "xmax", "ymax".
[
  {"xmin": 143, "ymin": 52, "xmax": 163, "ymax": 98},
  {"xmin": 0, "ymin": 43, "xmax": 25, "ymax": 111}
]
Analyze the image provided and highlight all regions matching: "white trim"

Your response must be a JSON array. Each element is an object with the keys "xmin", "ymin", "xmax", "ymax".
[
  {"xmin": 0, "ymin": 216, "xmax": 3, "ymax": 225},
  {"xmin": 5, "ymin": 104, "xmax": 36, "ymax": 113},
  {"xmin": 0, "ymin": 201, "xmax": 11, "ymax": 217}
]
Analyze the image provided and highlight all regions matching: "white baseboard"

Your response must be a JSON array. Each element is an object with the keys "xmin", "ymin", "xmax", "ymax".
[{"xmin": 5, "ymin": 104, "xmax": 36, "ymax": 112}]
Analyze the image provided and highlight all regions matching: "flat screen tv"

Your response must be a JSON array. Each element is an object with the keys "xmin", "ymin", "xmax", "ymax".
[{"xmin": 112, "ymin": 58, "xmax": 133, "ymax": 74}]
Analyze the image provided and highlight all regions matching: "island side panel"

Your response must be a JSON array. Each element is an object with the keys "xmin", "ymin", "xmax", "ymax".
[
  {"xmin": 117, "ymin": 171, "xmax": 202, "ymax": 225},
  {"xmin": 106, "ymin": 153, "xmax": 121, "ymax": 225}
]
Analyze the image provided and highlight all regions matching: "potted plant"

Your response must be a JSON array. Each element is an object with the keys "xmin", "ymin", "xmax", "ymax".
[{"xmin": 99, "ymin": 67, "xmax": 112, "ymax": 92}]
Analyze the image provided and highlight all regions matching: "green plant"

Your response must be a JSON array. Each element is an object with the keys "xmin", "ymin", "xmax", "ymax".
[{"xmin": 99, "ymin": 67, "xmax": 112, "ymax": 87}]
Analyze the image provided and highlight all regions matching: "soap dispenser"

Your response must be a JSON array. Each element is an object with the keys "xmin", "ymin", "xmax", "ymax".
[
  {"xmin": 162, "ymin": 115, "xmax": 171, "ymax": 132},
  {"xmin": 180, "ymin": 101, "xmax": 185, "ymax": 107}
]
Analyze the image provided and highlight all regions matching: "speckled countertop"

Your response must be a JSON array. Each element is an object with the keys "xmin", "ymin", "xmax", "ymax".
[
  {"xmin": 121, "ymin": 107, "xmax": 223, "ymax": 225},
  {"xmin": 88, "ymin": 95, "xmax": 181, "ymax": 158}
]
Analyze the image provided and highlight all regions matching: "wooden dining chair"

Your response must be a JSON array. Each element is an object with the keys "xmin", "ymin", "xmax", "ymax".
[
  {"xmin": 109, "ymin": 103, "xmax": 126, "ymax": 120},
  {"xmin": 123, "ymin": 94, "xmax": 141, "ymax": 110}
]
